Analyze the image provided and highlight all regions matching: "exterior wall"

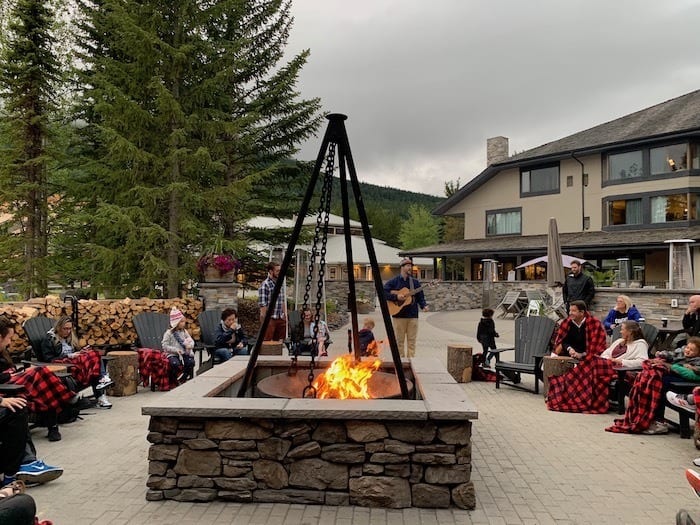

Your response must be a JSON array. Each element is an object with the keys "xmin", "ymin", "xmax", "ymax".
[{"xmin": 145, "ymin": 416, "xmax": 475, "ymax": 509}]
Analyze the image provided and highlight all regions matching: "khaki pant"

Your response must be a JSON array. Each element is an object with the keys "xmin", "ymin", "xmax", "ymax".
[{"xmin": 393, "ymin": 317, "xmax": 419, "ymax": 357}]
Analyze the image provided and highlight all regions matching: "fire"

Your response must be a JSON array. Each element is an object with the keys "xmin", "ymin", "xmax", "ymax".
[{"xmin": 312, "ymin": 354, "xmax": 382, "ymax": 399}]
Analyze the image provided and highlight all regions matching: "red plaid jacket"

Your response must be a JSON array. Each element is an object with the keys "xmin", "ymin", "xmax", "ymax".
[{"xmin": 553, "ymin": 313, "xmax": 607, "ymax": 356}]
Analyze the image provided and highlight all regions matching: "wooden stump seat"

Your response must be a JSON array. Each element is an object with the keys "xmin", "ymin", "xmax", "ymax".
[
  {"xmin": 260, "ymin": 342, "xmax": 284, "ymax": 356},
  {"xmin": 447, "ymin": 343, "xmax": 473, "ymax": 383},
  {"xmin": 542, "ymin": 355, "xmax": 576, "ymax": 396},
  {"xmin": 106, "ymin": 350, "xmax": 139, "ymax": 396}
]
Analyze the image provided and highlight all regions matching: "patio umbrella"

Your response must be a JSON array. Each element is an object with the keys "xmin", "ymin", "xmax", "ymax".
[
  {"xmin": 515, "ymin": 254, "xmax": 587, "ymax": 269},
  {"xmin": 546, "ymin": 217, "xmax": 566, "ymax": 287}
]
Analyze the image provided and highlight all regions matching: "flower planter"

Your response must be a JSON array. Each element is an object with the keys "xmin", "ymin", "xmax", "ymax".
[
  {"xmin": 202, "ymin": 268, "xmax": 236, "ymax": 283},
  {"xmin": 356, "ymin": 301, "xmax": 374, "ymax": 314}
]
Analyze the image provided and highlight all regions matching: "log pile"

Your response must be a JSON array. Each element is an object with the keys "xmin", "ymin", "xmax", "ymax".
[{"xmin": 0, "ymin": 297, "xmax": 203, "ymax": 355}]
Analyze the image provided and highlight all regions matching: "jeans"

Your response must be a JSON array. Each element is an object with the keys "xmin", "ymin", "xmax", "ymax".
[{"xmin": 214, "ymin": 346, "xmax": 250, "ymax": 363}]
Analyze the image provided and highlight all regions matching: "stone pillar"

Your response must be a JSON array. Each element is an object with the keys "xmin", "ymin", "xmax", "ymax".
[{"xmin": 198, "ymin": 283, "xmax": 239, "ymax": 311}]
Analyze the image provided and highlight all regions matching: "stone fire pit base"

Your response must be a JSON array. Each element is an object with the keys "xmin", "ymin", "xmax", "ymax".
[{"xmin": 143, "ymin": 356, "xmax": 478, "ymax": 508}]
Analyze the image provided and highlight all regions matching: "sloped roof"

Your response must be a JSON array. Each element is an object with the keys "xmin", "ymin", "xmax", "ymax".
[
  {"xmin": 435, "ymin": 89, "xmax": 700, "ymax": 216},
  {"xmin": 403, "ymin": 226, "xmax": 700, "ymax": 258},
  {"xmin": 300, "ymin": 235, "xmax": 432, "ymax": 267},
  {"xmin": 246, "ymin": 213, "xmax": 363, "ymax": 230}
]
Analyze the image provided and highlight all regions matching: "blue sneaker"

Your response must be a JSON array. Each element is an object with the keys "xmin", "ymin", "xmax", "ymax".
[
  {"xmin": 1, "ymin": 475, "xmax": 16, "ymax": 487},
  {"xmin": 15, "ymin": 460, "xmax": 63, "ymax": 484}
]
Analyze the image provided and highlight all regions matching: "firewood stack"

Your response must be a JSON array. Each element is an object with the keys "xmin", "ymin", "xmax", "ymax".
[{"xmin": 0, "ymin": 297, "xmax": 203, "ymax": 355}]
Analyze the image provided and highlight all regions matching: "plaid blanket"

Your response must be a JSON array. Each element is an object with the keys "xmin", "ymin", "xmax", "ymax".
[
  {"xmin": 137, "ymin": 348, "xmax": 176, "ymax": 391},
  {"xmin": 55, "ymin": 349, "xmax": 102, "ymax": 387},
  {"xmin": 605, "ymin": 360, "xmax": 665, "ymax": 433},
  {"xmin": 547, "ymin": 355, "xmax": 617, "ymax": 413},
  {"xmin": 553, "ymin": 313, "xmax": 608, "ymax": 356},
  {"xmin": 9, "ymin": 366, "xmax": 75, "ymax": 413}
]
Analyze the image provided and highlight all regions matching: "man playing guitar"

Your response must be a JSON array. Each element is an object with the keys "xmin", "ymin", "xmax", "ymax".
[{"xmin": 383, "ymin": 257, "xmax": 429, "ymax": 358}]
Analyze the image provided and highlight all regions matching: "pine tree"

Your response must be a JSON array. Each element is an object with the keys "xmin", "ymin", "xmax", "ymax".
[
  {"xmin": 69, "ymin": 0, "xmax": 322, "ymax": 297},
  {"xmin": 0, "ymin": 0, "xmax": 62, "ymax": 298}
]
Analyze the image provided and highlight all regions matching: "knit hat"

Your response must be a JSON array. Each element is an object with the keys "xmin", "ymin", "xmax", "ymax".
[
  {"xmin": 400, "ymin": 257, "xmax": 412, "ymax": 267},
  {"xmin": 169, "ymin": 307, "xmax": 185, "ymax": 328}
]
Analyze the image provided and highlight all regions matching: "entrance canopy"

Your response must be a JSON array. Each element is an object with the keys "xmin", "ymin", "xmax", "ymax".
[{"xmin": 516, "ymin": 254, "xmax": 587, "ymax": 269}]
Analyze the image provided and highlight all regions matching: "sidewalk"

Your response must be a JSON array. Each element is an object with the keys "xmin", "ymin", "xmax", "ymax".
[{"xmin": 25, "ymin": 309, "xmax": 700, "ymax": 524}]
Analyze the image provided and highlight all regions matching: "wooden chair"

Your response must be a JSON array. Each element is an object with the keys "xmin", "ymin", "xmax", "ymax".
[
  {"xmin": 132, "ymin": 312, "xmax": 173, "ymax": 391},
  {"xmin": 494, "ymin": 316, "xmax": 556, "ymax": 394},
  {"xmin": 496, "ymin": 291, "xmax": 524, "ymax": 319},
  {"xmin": 196, "ymin": 309, "xmax": 222, "ymax": 373}
]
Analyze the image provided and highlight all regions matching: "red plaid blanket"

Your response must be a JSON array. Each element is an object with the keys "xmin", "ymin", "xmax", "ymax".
[
  {"xmin": 137, "ymin": 348, "xmax": 176, "ymax": 391},
  {"xmin": 546, "ymin": 355, "xmax": 617, "ymax": 413},
  {"xmin": 55, "ymin": 349, "xmax": 102, "ymax": 387},
  {"xmin": 605, "ymin": 360, "xmax": 665, "ymax": 433},
  {"xmin": 9, "ymin": 366, "xmax": 75, "ymax": 413}
]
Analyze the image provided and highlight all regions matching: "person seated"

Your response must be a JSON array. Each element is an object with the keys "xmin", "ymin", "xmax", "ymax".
[
  {"xmin": 290, "ymin": 307, "xmax": 329, "ymax": 357},
  {"xmin": 0, "ymin": 396, "xmax": 63, "ymax": 488},
  {"xmin": 0, "ymin": 316, "xmax": 83, "ymax": 442},
  {"xmin": 547, "ymin": 320, "xmax": 647, "ymax": 413},
  {"xmin": 213, "ymin": 308, "xmax": 249, "ymax": 363},
  {"xmin": 552, "ymin": 300, "xmax": 607, "ymax": 360},
  {"xmin": 40, "ymin": 316, "xmax": 113, "ymax": 409},
  {"xmin": 603, "ymin": 294, "xmax": 642, "ymax": 336},
  {"xmin": 161, "ymin": 307, "xmax": 195, "ymax": 383}
]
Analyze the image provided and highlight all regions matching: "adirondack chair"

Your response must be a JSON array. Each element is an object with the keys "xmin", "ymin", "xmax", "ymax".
[
  {"xmin": 196, "ymin": 309, "xmax": 222, "ymax": 373},
  {"xmin": 133, "ymin": 312, "xmax": 175, "ymax": 391},
  {"xmin": 610, "ymin": 322, "xmax": 659, "ymax": 414},
  {"xmin": 525, "ymin": 290, "xmax": 546, "ymax": 316},
  {"xmin": 22, "ymin": 316, "xmax": 55, "ymax": 363},
  {"xmin": 494, "ymin": 316, "xmax": 556, "ymax": 394},
  {"xmin": 496, "ymin": 291, "xmax": 524, "ymax": 319},
  {"xmin": 543, "ymin": 296, "xmax": 567, "ymax": 319}
]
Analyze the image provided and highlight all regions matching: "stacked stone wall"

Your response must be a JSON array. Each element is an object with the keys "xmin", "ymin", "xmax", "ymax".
[{"xmin": 146, "ymin": 416, "xmax": 475, "ymax": 509}]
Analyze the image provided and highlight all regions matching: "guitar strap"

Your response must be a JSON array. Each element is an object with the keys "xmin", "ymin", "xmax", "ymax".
[{"xmin": 408, "ymin": 275, "xmax": 414, "ymax": 292}]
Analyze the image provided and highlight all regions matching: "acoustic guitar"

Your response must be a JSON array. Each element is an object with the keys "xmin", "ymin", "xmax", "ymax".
[{"xmin": 386, "ymin": 280, "xmax": 439, "ymax": 316}]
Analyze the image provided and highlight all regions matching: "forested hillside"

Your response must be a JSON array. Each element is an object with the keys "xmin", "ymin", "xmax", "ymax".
[{"xmin": 328, "ymin": 177, "xmax": 444, "ymax": 247}]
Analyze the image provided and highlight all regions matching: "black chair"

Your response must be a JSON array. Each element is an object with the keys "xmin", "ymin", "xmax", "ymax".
[
  {"xmin": 610, "ymin": 323, "xmax": 659, "ymax": 415},
  {"xmin": 22, "ymin": 316, "xmax": 55, "ymax": 363},
  {"xmin": 132, "ymin": 312, "xmax": 170, "ymax": 350},
  {"xmin": 196, "ymin": 309, "xmax": 222, "ymax": 373},
  {"xmin": 494, "ymin": 316, "xmax": 556, "ymax": 394}
]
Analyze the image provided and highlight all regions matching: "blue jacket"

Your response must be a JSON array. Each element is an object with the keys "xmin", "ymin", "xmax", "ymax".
[{"xmin": 603, "ymin": 306, "xmax": 641, "ymax": 334}]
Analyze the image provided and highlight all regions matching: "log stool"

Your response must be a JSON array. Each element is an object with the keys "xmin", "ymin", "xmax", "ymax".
[
  {"xmin": 447, "ymin": 343, "xmax": 473, "ymax": 383},
  {"xmin": 542, "ymin": 355, "xmax": 576, "ymax": 397},
  {"xmin": 106, "ymin": 350, "xmax": 139, "ymax": 396},
  {"xmin": 260, "ymin": 342, "xmax": 284, "ymax": 355},
  {"xmin": 44, "ymin": 364, "xmax": 68, "ymax": 375}
]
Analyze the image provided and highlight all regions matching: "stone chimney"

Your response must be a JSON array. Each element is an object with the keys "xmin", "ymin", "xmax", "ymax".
[{"xmin": 486, "ymin": 136, "xmax": 509, "ymax": 165}]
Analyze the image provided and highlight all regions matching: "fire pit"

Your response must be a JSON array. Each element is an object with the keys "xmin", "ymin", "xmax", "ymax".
[
  {"xmin": 257, "ymin": 355, "xmax": 413, "ymax": 399},
  {"xmin": 142, "ymin": 355, "xmax": 477, "ymax": 509}
]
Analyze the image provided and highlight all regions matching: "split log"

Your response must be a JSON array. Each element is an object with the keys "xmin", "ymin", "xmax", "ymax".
[
  {"xmin": 447, "ymin": 343, "xmax": 473, "ymax": 383},
  {"xmin": 542, "ymin": 356, "xmax": 576, "ymax": 396},
  {"xmin": 106, "ymin": 350, "xmax": 139, "ymax": 396}
]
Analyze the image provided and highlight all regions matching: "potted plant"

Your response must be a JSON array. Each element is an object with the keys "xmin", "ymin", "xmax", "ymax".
[
  {"xmin": 355, "ymin": 292, "xmax": 374, "ymax": 314},
  {"xmin": 197, "ymin": 252, "xmax": 241, "ymax": 283}
]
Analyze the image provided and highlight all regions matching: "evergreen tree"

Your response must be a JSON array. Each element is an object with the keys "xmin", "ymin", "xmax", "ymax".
[
  {"xmin": 69, "ymin": 0, "xmax": 322, "ymax": 297},
  {"xmin": 0, "ymin": 0, "xmax": 62, "ymax": 298},
  {"xmin": 442, "ymin": 179, "xmax": 464, "ymax": 242},
  {"xmin": 398, "ymin": 204, "xmax": 439, "ymax": 250}
]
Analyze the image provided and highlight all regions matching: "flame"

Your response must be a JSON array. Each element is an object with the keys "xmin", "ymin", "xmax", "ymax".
[{"xmin": 312, "ymin": 354, "xmax": 382, "ymax": 399}]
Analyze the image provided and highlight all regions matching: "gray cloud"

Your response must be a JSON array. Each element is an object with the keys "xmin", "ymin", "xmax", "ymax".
[{"xmin": 286, "ymin": 0, "xmax": 700, "ymax": 195}]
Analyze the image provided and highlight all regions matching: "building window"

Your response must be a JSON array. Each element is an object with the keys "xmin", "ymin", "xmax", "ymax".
[
  {"xmin": 486, "ymin": 208, "xmax": 521, "ymax": 236},
  {"xmin": 651, "ymin": 194, "xmax": 688, "ymax": 223},
  {"xmin": 608, "ymin": 150, "xmax": 643, "ymax": 180},
  {"xmin": 329, "ymin": 267, "xmax": 337, "ymax": 280},
  {"xmin": 650, "ymin": 143, "xmax": 687, "ymax": 174},
  {"xmin": 609, "ymin": 198, "xmax": 643, "ymax": 225},
  {"xmin": 520, "ymin": 165, "xmax": 559, "ymax": 196}
]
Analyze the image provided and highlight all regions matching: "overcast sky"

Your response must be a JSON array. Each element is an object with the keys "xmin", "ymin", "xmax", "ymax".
[{"xmin": 284, "ymin": 0, "xmax": 700, "ymax": 196}]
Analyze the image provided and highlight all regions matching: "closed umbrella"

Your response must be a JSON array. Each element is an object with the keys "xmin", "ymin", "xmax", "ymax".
[{"xmin": 547, "ymin": 217, "xmax": 566, "ymax": 287}]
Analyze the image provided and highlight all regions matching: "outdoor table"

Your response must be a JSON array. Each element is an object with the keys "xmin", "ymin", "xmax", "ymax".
[{"xmin": 650, "ymin": 322, "xmax": 685, "ymax": 355}]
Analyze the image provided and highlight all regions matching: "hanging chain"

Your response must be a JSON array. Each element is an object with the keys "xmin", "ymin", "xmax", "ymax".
[{"xmin": 302, "ymin": 142, "xmax": 336, "ymax": 398}]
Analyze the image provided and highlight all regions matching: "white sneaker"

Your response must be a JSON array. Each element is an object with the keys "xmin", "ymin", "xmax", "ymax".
[
  {"xmin": 97, "ymin": 375, "xmax": 114, "ymax": 390},
  {"xmin": 97, "ymin": 394, "xmax": 112, "ymax": 409},
  {"xmin": 667, "ymin": 391, "xmax": 696, "ymax": 414}
]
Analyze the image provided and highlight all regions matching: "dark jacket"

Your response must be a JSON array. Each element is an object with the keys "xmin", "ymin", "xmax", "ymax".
[
  {"xmin": 562, "ymin": 271, "xmax": 595, "ymax": 307},
  {"xmin": 358, "ymin": 328, "xmax": 375, "ymax": 355},
  {"xmin": 476, "ymin": 318, "xmax": 498, "ymax": 350},
  {"xmin": 213, "ymin": 322, "xmax": 247, "ymax": 350},
  {"xmin": 683, "ymin": 311, "xmax": 700, "ymax": 337},
  {"xmin": 40, "ymin": 330, "xmax": 70, "ymax": 362}
]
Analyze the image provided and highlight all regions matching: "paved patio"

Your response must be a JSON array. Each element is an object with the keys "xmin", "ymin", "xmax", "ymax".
[{"xmin": 24, "ymin": 309, "xmax": 700, "ymax": 524}]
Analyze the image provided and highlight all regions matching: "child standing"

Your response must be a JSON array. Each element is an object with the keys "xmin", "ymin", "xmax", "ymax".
[
  {"xmin": 477, "ymin": 308, "xmax": 499, "ymax": 367},
  {"xmin": 359, "ymin": 317, "xmax": 377, "ymax": 356}
]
